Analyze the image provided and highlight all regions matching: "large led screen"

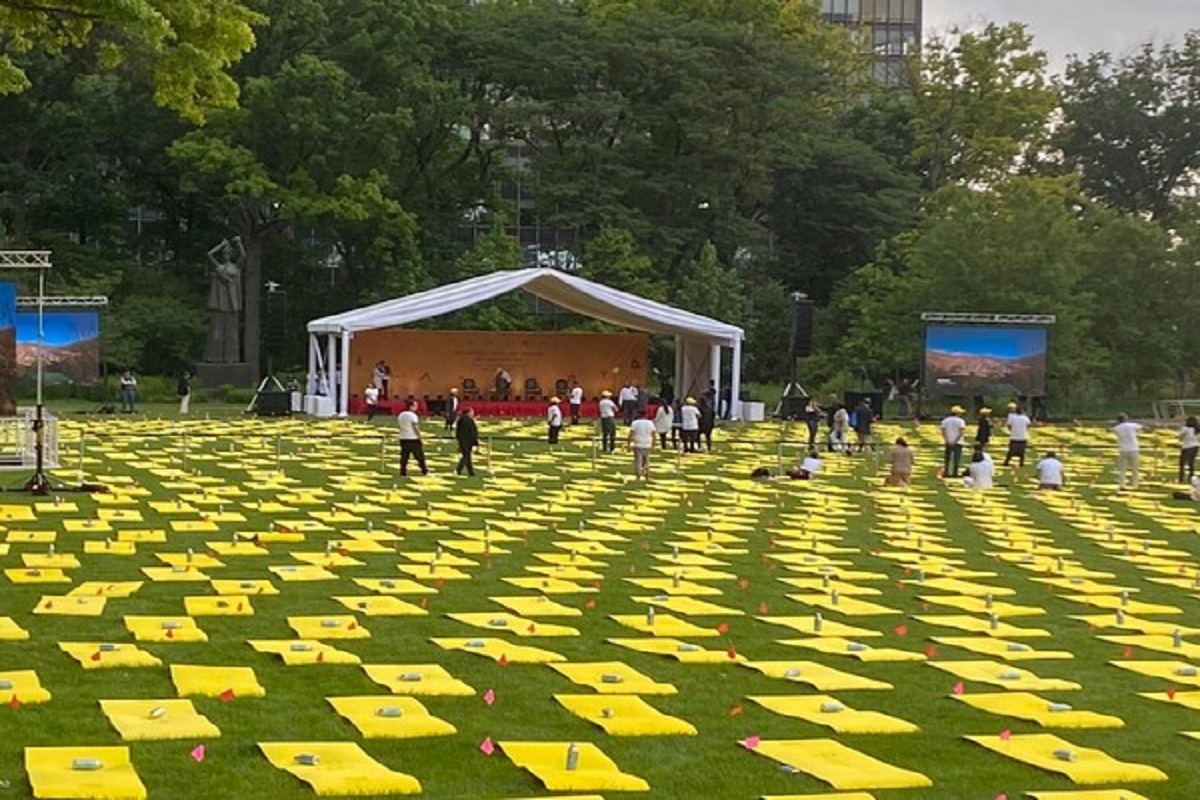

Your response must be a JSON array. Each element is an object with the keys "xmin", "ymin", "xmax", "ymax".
[
  {"xmin": 923, "ymin": 325, "xmax": 1047, "ymax": 396},
  {"xmin": 16, "ymin": 310, "xmax": 100, "ymax": 384}
]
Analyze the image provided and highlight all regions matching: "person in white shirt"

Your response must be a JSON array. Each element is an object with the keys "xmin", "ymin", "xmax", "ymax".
[
  {"xmin": 1113, "ymin": 412, "xmax": 1143, "ymax": 490},
  {"xmin": 653, "ymin": 402, "xmax": 674, "ymax": 449},
  {"xmin": 1036, "ymin": 451, "xmax": 1065, "ymax": 490},
  {"xmin": 120, "ymin": 370, "xmax": 138, "ymax": 413},
  {"xmin": 940, "ymin": 405, "xmax": 967, "ymax": 477},
  {"xmin": 618, "ymin": 382, "xmax": 637, "ymax": 425},
  {"xmin": 598, "ymin": 390, "xmax": 618, "ymax": 452},
  {"xmin": 547, "ymin": 396, "xmax": 564, "ymax": 445},
  {"xmin": 363, "ymin": 383, "xmax": 380, "ymax": 421},
  {"xmin": 965, "ymin": 450, "xmax": 994, "ymax": 489},
  {"xmin": 679, "ymin": 397, "xmax": 701, "ymax": 453},
  {"xmin": 789, "ymin": 449, "xmax": 823, "ymax": 480},
  {"xmin": 396, "ymin": 400, "xmax": 427, "ymax": 476},
  {"xmin": 1003, "ymin": 403, "xmax": 1032, "ymax": 467},
  {"xmin": 1179, "ymin": 416, "xmax": 1199, "ymax": 484},
  {"xmin": 628, "ymin": 411, "xmax": 656, "ymax": 478},
  {"xmin": 830, "ymin": 404, "xmax": 849, "ymax": 453},
  {"xmin": 568, "ymin": 382, "xmax": 584, "ymax": 425}
]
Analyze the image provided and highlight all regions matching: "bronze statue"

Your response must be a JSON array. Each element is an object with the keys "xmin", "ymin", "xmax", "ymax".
[{"xmin": 204, "ymin": 236, "xmax": 245, "ymax": 363}]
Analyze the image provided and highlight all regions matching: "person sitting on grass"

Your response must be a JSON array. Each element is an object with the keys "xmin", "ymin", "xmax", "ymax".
[
  {"xmin": 788, "ymin": 449, "xmax": 823, "ymax": 480},
  {"xmin": 1036, "ymin": 451, "xmax": 1065, "ymax": 490}
]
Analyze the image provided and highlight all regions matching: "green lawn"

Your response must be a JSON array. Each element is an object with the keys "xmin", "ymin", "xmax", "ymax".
[{"xmin": 0, "ymin": 412, "xmax": 1198, "ymax": 798}]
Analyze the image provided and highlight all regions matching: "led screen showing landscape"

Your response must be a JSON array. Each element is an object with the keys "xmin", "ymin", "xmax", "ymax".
[
  {"xmin": 16, "ymin": 310, "xmax": 100, "ymax": 384},
  {"xmin": 923, "ymin": 324, "xmax": 1047, "ymax": 396}
]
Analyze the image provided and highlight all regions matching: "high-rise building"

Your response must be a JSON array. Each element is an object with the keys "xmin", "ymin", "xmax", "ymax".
[{"xmin": 819, "ymin": 0, "xmax": 922, "ymax": 85}]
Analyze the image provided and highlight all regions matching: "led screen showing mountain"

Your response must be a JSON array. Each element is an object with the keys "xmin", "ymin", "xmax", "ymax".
[
  {"xmin": 16, "ymin": 311, "xmax": 100, "ymax": 384},
  {"xmin": 923, "ymin": 325, "xmax": 1047, "ymax": 396}
]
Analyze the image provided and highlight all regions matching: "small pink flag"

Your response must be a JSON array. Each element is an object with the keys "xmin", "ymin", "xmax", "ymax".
[
  {"xmin": 483, "ymin": 689, "xmax": 495, "ymax": 706},
  {"xmin": 996, "ymin": 795, "xmax": 1008, "ymax": 800},
  {"xmin": 894, "ymin": 624, "xmax": 908, "ymax": 636},
  {"xmin": 999, "ymin": 729, "xmax": 1011, "ymax": 741},
  {"xmin": 952, "ymin": 682, "xmax": 965, "ymax": 696},
  {"xmin": 742, "ymin": 735, "xmax": 761, "ymax": 750},
  {"xmin": 738, "ymin": 579, "xmax": 750, "ymax": 590},
  {"xmin": 1122, "ymin": 645, "xmax": 1134, "ymax": 658},
  {"xmin": 479, "ymin": 737, "xmax": 495, "ymax": 756},
  {"xmin": 715, "ymin": 622, "xmax": 730, "ymax": 635},
  {"xmin": 190, "ymin": 744, "xmax": 206, "ymax": 763}
]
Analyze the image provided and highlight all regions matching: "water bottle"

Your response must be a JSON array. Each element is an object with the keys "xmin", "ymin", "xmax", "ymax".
[
  {"xmin": 646, "ymin": 606, "xmax": 656, "ymax": 627},
  {"xmin": 565, "ymin": 743, "xmax": 579, "ymax": 771}
]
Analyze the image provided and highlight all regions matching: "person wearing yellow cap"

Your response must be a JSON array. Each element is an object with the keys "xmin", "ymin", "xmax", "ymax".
[
  {"xmin": 546, "ymin": 396, "xmax": 563, "ymax": 445},
  {"xmin": 974, "ymin": 407, "xmax": 993, "ymax": 452},
  {"xmin": 940, "ymin": 405, "xmax": 966, "ymax": 478},
  {"xmin": 443, "ymin": 387, "xmax": 460, "ymax": 431},
  {"xmin": 1003, "ymin": 403, "xmax": 1031, "ymax": 468},
  {"xmin": 598, "ymin": 390, "xmax": 618, "ymax": 452}
]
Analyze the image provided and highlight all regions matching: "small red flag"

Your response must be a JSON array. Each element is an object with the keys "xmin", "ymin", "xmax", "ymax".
[{"xmin": 218, "ymin": 688, "xmax": 235, "ymax": 703}]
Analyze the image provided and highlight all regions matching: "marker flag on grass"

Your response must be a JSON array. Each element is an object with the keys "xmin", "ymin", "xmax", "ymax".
[
  {"xmin": 742, "ymin": 736, "xmax": 760, "ymax": 750},
  {"xmin": 480, "ymin": 737, "xmax": 495, "ymax": 756},
  {"xmin": 219, "ymin": 688, "xmax": 235, "ymax": 703},
  {"xmin": 952, "ymin": 682, "xmax": 965, "ymax": 696},
  {"xmin": 191, "ymin": 745, "xmax": 205, "ymax": 763},
  {"xmin": 484, "ymin": 689, "xmax": 495, "ymax": 706}
]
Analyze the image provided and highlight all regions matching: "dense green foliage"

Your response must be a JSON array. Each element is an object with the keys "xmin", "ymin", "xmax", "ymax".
[{"xmin": 0, "ymin": 1, "xmax": 1197, "ymax": 408}]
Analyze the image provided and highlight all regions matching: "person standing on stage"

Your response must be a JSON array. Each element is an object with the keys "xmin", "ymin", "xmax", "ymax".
[
  {"xmin": 397, "ymin": 399, "xmax": 428, "ymax": 476},
  {"xmin": 940, "ymin": 405, "xmax": 967, "ymax": 478},
  {"xmin": 547, "ymin": 396, "xmax": 564, "ymax": 445},
  {"xmin": 680, "ymin": 396, "xmax": 701, "ymax": 453},
  {"xmin": 653, "ymin": 401, "xmax": 674, "ymax": 449},
  {"xmin": 598, "ymin": 390, "xmax": 618, "ymax": 452},
  {"xmin": 1114, "ymin": 412, "xmax": 1143, "ymax": 491},
  {"xmin": 1003, "ymin": 402, "xmax": 1031, "ymax": 467},
  {"xmin": 455, "ymin": 406, "xmax": 479, "ymax": 476},
  {"xmin": 568, "ymin": 381, "xmax": 584, "ymax": 425},
  {"xmin": 618, "ymin": 381, "xmax": 637, "ymax": 425},
  {"xmin": 364, "ymin": 382, "xmax": 380, "ymax": 421},
  {"xmin": 444, "ymin": 387, "xmax": 460, "ymax": 431},
  {"xmin": 629, "ymin": 409, "xmax": 656, "ymax": 479}
]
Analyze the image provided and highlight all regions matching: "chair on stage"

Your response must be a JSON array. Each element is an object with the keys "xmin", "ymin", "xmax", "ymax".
[
  {"xmin": 554, "ymin": 378, "xmax": 569, "ymax": 397},
  {"xmin": 461, "ymin": 378, "xmax": 481, "ymax": 400},
  {"xmin": 523, "ymin": 377, "xmax": 542, "ymax": 401}
]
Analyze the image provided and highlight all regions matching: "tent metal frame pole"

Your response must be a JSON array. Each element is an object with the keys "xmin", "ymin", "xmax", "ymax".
[
  {"xmin": 306, "ymin": 334, "xmax": 318, "ymax": 395},
  {"xmin": 729, "ymin": 338, "xmax": 742, "ymax": 421},
  {"xmin": 339, "ymin": 331, "xmax": 351, "ymax": 417},
  {"xmin": 325, "ymin": 334, "xmax": 336, "ymax": 412}
]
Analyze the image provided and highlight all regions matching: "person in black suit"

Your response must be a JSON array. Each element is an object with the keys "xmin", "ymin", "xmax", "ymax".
[{"xmin": 455, "ymin": 406, "xmax": 480, "ymax": 476}]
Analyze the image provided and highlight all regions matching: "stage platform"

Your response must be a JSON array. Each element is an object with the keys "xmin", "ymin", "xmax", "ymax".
[{"xmin": 348, "ymin": 398, "xmax": 656, "ymax": 419}]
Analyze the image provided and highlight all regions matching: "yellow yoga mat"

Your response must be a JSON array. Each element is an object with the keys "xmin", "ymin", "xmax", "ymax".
[
  {"xmin": 554, "ymin": 694, "xmax": 695, "ymax": 736},
  {"xmin": 326, "ymin": 696, "xmax": 456, "ymax": 738},
  {"xmin": 270, "ymin": 565, "xmax": 337, "ymax": 582},
  {"xmin": 68, "ymin": 582, "xmax": 143, "ymax": 598},
  {"xmin": 34, "ymin": 595, "xmax": 106, "ymax": 616},
  {"xmin": 498, "ymin": 741, "xmax": 649, "ymax": 793},
  {"xmin": 334, "ymin": 596, "xmax": 427, "ymax": 616},
  {"xmin": 757, "ymin": 616, "xmax": 883, "ymax": 639},
  {"xmin": 288, "ymin": 616, "xmax": 370, "ymax": 640},
  {"xmin": 25, "ymin": 746, "xmax": 147, "ymax": 800},
  {"xmin": 184, "ymin": 595, "xmax": 254, "ymax": 616},
  {"xmin": 631, "ymin": 595, "xmax": 744, "ymax": 617},
  {"xmin": 1074, "ymin": 615, "xmax": 1200, "ymax": 635},
  {"xmin": 1098, "ymin": 634, "xmax": 1200, "ymax": 660},
  {"xmin": 622, "ymin": 577, "xmax": 722, "ymax": 596},
  {"xmin": 504, "ymin": 577, "xmax": 599, "ymax": 594},
  {"xmin": 1024, "ymin": 791, "xmax": 1151, "ymax": 800},
  {"xmin": 609, "ymin": 613, "xmax": 719, "ymax": 638},
  {"xmin": 431, "ymin": 637, "xmax": 566, "ymax": 663},
  {"xmin": 1110, "ymin": 659, "xmax": 1200, "ymax": 687},
  {"xmin": 906, "ymin": 577, "xmax": 1015, "ymax": 596},
  {"xmin": 210, "ymin": 579, "xmax": 279, "ymax": 596},
  {"xmin": 778, "ymin": 637, "xmax": 926, "ymax": 663},
  {"xmin": 248, "ymin": 640, "xmax": 362, "ymax": 666},
  {"xmin": 550, "ymin": 662, "xmax": 676, "ymax": 695},
  {"xmin": 124, "ymin": 615, "xmax": 207, "ymax": 643},
  {"xmin": 746, "ymin": 739, "xmax": 931, "ymax": 790},
  {"xmin": 490, "ymin": 595, "xmax": 582, "ymax": 617},
  {"xmin": 353, "ymin": 578, "xmax": 437, "ymax": 596},
  {"xmin": 59, "ymin": 643, "xmax": 162, "ymax": 670},
  {"xmin": 362, "ymin": 664, "xmax": 474, "ymax": 696},
  {"xmin": 6, "ymin": 568, "xmax": 71, "ymax": 584},
  {"xmin": 748, "ymin": 695, "xmax": 918, "ymax": 734},
  {"xmin": 448, "ymin": 612, "xmax": 579, "ymax": 637},
  {"xmin": 291, "ymin": 552, "xmax": 366, "ymax": 568},
  {"xmin": 1061, "ymin": 594, "xmax": 1182, "ymax": 615},
  {"xmin": 785, "ymin": 594, "xmax": 902, "ymax": 616},
  {"xmin": 606, "ymin": 637, "xmax": 744, "ymax": 664},
  {"xmin": 931, "ymin": 637, "xmax": 1073, "ymax": 661},
  {"xmin": 100, "ymin": 699, "xmax": 220, "ymax": 740},
  {"xmin": 917, "ymin": 594, "xmax": 1046, "ymax": 617},
  {"xmin": 1139, "ymin": 689, "xmax": 1200, "ymax": 709},
  {"xmin": 915, "ymin": 615, "xmax": 1051, "ymax": 638},
  {"xmin": 964, "ymin": 733, "xmax": 1167, "ymax": 785},
  {"xmin": 952, "ymin": 692, "xmax": 1123, "ymax": 728},
  {"xmin": 170, "ymin": 664, "xmax": 265, "ymax": 698},
  {"xmin": 741, "ymin": 661, "xmax": 892, "ymax": 691},
  {"xmin": 0, "ymin": 670, "xmax": 51, "ymax": 704},
  {"xmin": 760, "ymin": 794, "xmax": 876, "ymax": 800},
  {"xmin": 140, "ymin": 566, "xmax": 209, "ymax": 582},
  {"xmin": 929, "ymin": 660, "xmax": 1081, "ymax": 691},
  {"xmin": 259, "ymin": 741, "xmax": 422, "ymax": 795}
]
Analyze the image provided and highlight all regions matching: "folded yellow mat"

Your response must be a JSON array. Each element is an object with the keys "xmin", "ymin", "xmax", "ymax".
[
  {"xmin": 746, "ymin": 739, "xmax": 931, "ymax": 790},
  {"xmin": 622, "ymin": 577, "xmax": 721, "ymax": 596},
  {"xmin": 1110, "ymin": 659, "xmax": 1200, "ymax": 687},
  {"xmin": 431, "ymin": 637, "xmax": 566, "ymax": 663},
  {"xmin": 291, "ymin": 551, "xmax": 366, "ymax": 568},
  {"xmin": 124, "ymin": 615, "xmax": 207, "ymax": 643},
  {"xmin": 397, "ymin": 564, "xmax": 471, "ymax": 581},
  {"xmin": 327, "ymin": 696, "xmax": 456, "ymax": 739},
  {"xmin": 68, "ymin": 582, "xmax": 143, "ymax": 598},
  {"xmin": 550, "ymin": 661, "xmax": 676, "ymax": 695},
  {"xmin": 554, "ymin": 693, "xmax": 695, "ymax": 736},
  {"xmin": 1097, "ymin": 634, "xmax": 1200, "ymax": 659},
  {"xmin": 59, "ymin": 643, "xmax": 162, "ymax": 670},
  {"xmin": 760, "ymin": 794, "xmax": 876, "ymax": 800},
  {"xmin": 6, "ymin": 567, "xmax": 70, "ymax": 584},
  {"xmin": 1024, "ymin": 791, "xmax": 1151, "ymax": 800},
  {"xmin": 631, "ymin": 595, "xmax": 744, "ymax": 617},
  {"xmin": 778, "ymin": 637, "xmax": 926, "ymax": 663},
  {"xmin": 964, "ymin": 733, "xmax": 1167, "ymax": 785},
  {"xmin": 608, "ymin": 613, "xmax": 719, "ymax": 638},
  {"xmin": 917, "ymin": 594, "xmax": 1046, "ymax": 617},
  {"xmin": 929, "ymin": 660, "xmax": 1080, "ymax": 691},
  {"xmin": 0, "ymin": 617, "xmax": 30, "ymax": 640},
  {"xmin": 0, "ymin": 670, "xmax": 51, "ymax": 704},
  {"xmin": 140, "ymin": 566, "xmax": 209, "ymax": 582},
  {"xmin": 362, "ymin": 664, "xmax": 475, "ymax": 696},
  {"xmin": 906, "ymin": 577, "xmax": 1015, "ymax": 596},
  {"xmin": 749, "ymin": 695, "xmax": 918, "ymax": 734},
  {"xmin": 785, "ymin": 594, "xmax": 902, "ymax": 616},
  {"xmin": 35, "ymin": 595, "xmax": 106, "ymax": 616},
  {"xmin": 170, "ymin": 664, "xmax": 265, "ymax": 698},
  {"xmin": 248, "ymin": 640, "xmax": 362, "ymax": 665},
  {"xmin": 526, "ymin": 566, "xmax": 605, "ymax": 581},
  {"xmin": 498, "ymin": 741, "xmax": 649, "ymax": 792},
  {"xmin": 757, "ymin": 616, "xmax": 882, "ymax": 639},
  {"xmin": 100, "ymin": 698, "xmax": 220, "ymax": 740},
  {"xmin": 1061, "ymin": 594, "xmax": 1182, "ymax": 615},
  {"xmin": 931, "ymin": 637, "xmax": 1073, "ymax": 661},
  {"xmin": 1138, "ymin": 689, "xmax": 1200, "ymax": 709},
  {"xmin": 269, "ymin": 565, "xmax": 337, "ymax": 582},
  {"xmin": 184, "ymin": 595, "xmax": 254, "ymax": 616},
  {"xmin": 259, "ymin": 741, "xmax": 422, "ymax": 795},
  {"xmin": 952, "ymin": 692, "xmax": 1122, "ymax": 728},
  {"xmin": 606, "ymin": 637, "xmax": 745, "ymax": 664},
  {"xmin": 490, "ymin": 595, "xmax": 582, "ymax": 617},
  {"xmin": 25, "ymin": 746, "xmax": 147, "ymax": 800},
  {"xmin": 353, "ymin": 578, "xmax": 437, "ymax": 596},
  {"xmin": 1072, "ymin": 614, "xmax": 1200, "ymax": 635},
  {"xmin": 915, "ymin": 615, "xmax": 1051, "ymax": 638},
  {"xmin": 334, "ymin": 596, "xmax": 427, "ymax": 617},
  {"xmin": 210, "ymin": 578, "xmax": 279, "ymax": 595},
  {"xmin": 288, "ymin": 615, "xmax": 370, "ymax": 640},
  {"xmin": 741, "ymin": 661, "xmax": 892, "ymax": 691},
  {"xmin": 504, "ymin": 577, "xmax": 599, "ymax": 594},
  {"xmin": 448, "ymin": 612, "xmax": 579, "ymax": 637}
]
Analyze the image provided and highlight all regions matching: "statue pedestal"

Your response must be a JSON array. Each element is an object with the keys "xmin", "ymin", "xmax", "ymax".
[{"xmin": 194, "ymin": 362, "xmax": 256, "ymax": 393}]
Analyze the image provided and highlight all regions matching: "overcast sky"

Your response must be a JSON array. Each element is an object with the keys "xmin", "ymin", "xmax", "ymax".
[{"xmin": 924, "ymin": 0, "xmax": 1200, "ymax": 72}]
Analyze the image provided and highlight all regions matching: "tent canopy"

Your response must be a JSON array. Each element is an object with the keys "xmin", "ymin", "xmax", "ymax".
[{"xmin": 306, "ymin": 268, "xmax": 743, "ymax": 346}]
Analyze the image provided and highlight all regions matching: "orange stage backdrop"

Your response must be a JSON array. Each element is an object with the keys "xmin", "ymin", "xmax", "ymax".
[{"xmin": 351, "ymin": 330, "xmax": 648, "ymax": 400}]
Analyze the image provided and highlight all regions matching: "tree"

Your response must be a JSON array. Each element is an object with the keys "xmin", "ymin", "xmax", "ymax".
[
  {"xmin": 0, "ymin": 0, "xmax": 263, "ymax": 121},
  {"xmin": 673, "ymin": 241, "xmax": 744, "ymax": 323},
  {"xmin": 579, "ymin": 228, "xmax": 662, "ymax": 301},
  {"xmin": 1056, "ymin": 34, "xmax": 1200, "ymax": 221}
]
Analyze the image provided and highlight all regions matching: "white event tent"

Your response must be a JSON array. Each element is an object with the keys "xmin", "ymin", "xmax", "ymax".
[{"xmin": 305, "ymin": 267, "xmax": 745, "ymax": 418}]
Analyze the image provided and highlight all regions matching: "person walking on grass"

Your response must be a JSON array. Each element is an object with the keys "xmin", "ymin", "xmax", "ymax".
[
  {"xmin": 397, "ymin": 399, "xmax": 427, "ymax": 476},
  {"xmin": 628, "ymin": 409, "xmax": 656, "ymax": 479},
  {"xmin": 568, "ymin": 381, "xmax": 584, "ymax": 425},
  {"xmin": 444, "ymin": 387, "xmax": 460, "ymax": 431},
  {"xmin": 598, "ymin": 390, "xmax": 618, "ymax": 452},
  {"xmin": 454, "ymin": 407, "xmax": 479, "ymax": 477},
  {"xmin": 653, "ymin": 401, "xmax": 674, "ymax": 450},
  {"xmin": 1180, "ymin": 416, "xmax": 1199, "ymax": 484},
  {"xmin": 1114, "ymin": 412, "xmax": 1143, "ymax": 491},
  {"xmin": 680, "ymin": 396, "xmax": 701, "ymax": 453},
  {"xmin": 363, "ymin": 382, "xmax": 380, "ymax": 421},
  {"xmin": 547, "ymin": 396, "xmax": 564, "ymax": 445},
  {"xmin": 975, "ymin": 407, "xmax": 993, "ymax": 452}
]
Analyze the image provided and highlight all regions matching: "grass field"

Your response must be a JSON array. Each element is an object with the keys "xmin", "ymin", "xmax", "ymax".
[{"xmin": 1, "ymin": 410, "xmax": 1199, "ymax": 799}]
